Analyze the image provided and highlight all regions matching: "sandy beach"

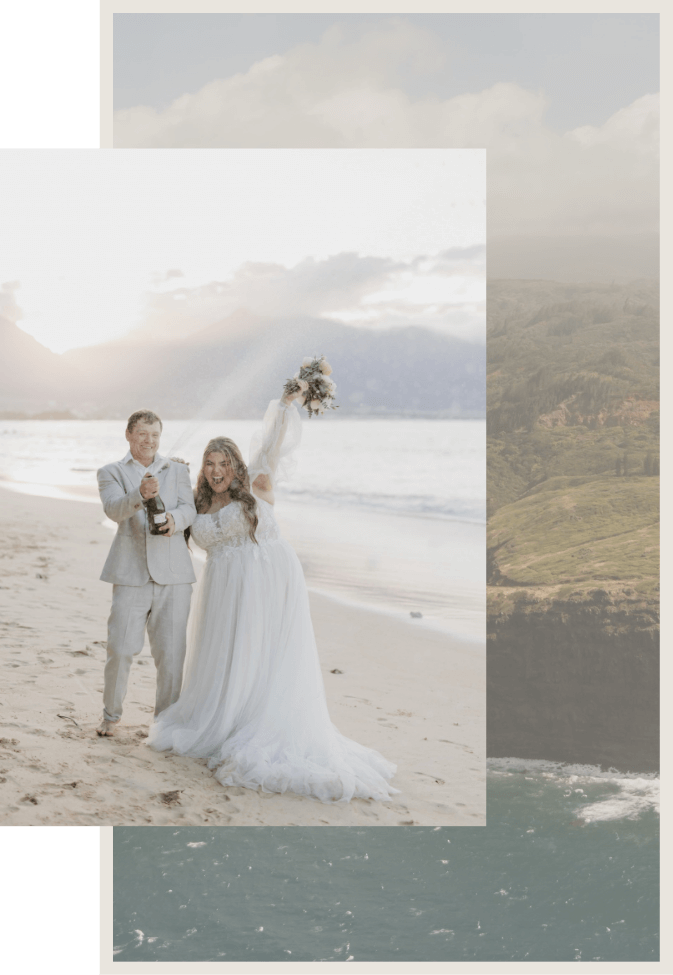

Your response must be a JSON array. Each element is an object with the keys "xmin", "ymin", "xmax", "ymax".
[{"xmin": 0, "ymin": 487, "xmax": 485, "ymax": 826}]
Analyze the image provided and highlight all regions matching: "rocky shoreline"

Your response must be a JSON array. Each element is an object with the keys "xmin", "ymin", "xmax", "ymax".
[{"xmin": 487, "ymin": 590, "xmax": 659, "ymax": 772}]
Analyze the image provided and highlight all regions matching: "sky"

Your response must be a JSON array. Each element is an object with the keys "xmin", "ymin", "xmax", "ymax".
[
  {"xmin": 0, "ymin": 149, "xmax": 485, "ymax": 353},
  {"xmin": 114, "ymin": 13, "xmax": 658, "ymax": 132},
  {"xmin": 0, "ymin": 12, "xmax": 659, "ymax": 353},
  {"xmin": 112, "ymin": 13, "xmax": 659, "ymax": 248}
]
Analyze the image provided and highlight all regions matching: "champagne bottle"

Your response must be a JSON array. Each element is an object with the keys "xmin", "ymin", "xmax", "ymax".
[{"xmin": 142, "ymin": 472, "xmax": 168, "ymax": 535}]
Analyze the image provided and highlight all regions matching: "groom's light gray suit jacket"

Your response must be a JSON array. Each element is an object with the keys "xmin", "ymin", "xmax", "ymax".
[{"xmin": 97, "ymin": 453, "xmax": 197, "ymax": 586}]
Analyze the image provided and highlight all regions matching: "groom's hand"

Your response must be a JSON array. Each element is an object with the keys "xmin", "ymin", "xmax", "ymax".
[
  {"xmin": 140, "ymin": 474, "xmax": 159, "ymax": 500},
  {"xmin": 156, "ymin": 513, "xmax": 176, "ymax": 537}
]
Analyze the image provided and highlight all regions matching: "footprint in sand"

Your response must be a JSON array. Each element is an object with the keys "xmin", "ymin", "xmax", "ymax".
[
  {"xmin": 57, "ymin": 730, "xmax": 79, "ymax": 740},
  {"xmin": 155, "ymin": 790, "xmax": 183, "ymax": 806},
  {"xmin": 438, "ymin": 739, "xmax": 473, "ymax": 752},
  {"xmin": 415, "ymin": 771, "xmax": 446, "ymax": 785},
  {"xmin": 50, "ymin": 777, "xmax": 81, "ymax": 789}
]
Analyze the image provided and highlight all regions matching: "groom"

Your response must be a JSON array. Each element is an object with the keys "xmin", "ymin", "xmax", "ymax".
[{"xmin": 96, "ymin": 409, "xmax": 197, "ymax": 736}]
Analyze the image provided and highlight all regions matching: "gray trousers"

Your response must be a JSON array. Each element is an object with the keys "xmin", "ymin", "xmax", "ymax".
[{"xmin": 103, "ymin": 581, "xmax": 193, "ymax": 723}]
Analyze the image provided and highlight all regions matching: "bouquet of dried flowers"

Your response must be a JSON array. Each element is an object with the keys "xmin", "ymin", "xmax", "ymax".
[{"xmin": 283, "ymin": 355, "xmax": 338, "ymax": 418}]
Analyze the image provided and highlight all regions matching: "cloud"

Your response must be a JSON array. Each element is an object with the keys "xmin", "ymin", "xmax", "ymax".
[
  {"xmin": 131, "ymin": 250, "xmax": 485, "ymax": 345},
  {"xmin": 114, "ymin": 22, "xmax": 544, "ymax": 150},
  {"xmin": 569, "ymin": 93, "xmax": 658, "ymax": 155},
  {"xmin": 435, "ymin": 245, "xmax": 486, "ymax": 263},
  {"xmin": 114, "ymin": 20, "xmax": 658, "ymax": 241},
  {"xmin": 487, "ymin": 92, "xmax": 659, "ymax": 239}
]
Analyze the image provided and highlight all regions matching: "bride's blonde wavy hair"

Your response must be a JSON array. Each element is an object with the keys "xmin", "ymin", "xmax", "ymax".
[{"xmin": 188, "ymin": 437, "xmax": 258, "ymax": 545}]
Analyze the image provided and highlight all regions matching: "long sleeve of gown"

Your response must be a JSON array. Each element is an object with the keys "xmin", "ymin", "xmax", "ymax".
[{"xmin": 248, "ymin": 398, "xmax": 302, "ymax": 490}]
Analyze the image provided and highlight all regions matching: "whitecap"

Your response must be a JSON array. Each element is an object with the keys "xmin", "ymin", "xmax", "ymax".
[{"xmin": 577, "ymin": 778, "xmax": 660, "ymax": 823}]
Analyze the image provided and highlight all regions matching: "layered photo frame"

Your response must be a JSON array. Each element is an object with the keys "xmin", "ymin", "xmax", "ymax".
[{"xmin": 0, "ymin": 5, "xmax": 662, "ymax": 973}]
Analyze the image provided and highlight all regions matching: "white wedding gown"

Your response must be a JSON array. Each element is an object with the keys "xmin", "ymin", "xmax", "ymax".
[{"xmin": 148, "ymin": 399, "xmax": 398, "ymax": 803}]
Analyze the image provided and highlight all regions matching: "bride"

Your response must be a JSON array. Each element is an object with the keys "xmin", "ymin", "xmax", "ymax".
[{"xmin": 147, "ymin": 385, "xmax": 398, "ymax": 803}]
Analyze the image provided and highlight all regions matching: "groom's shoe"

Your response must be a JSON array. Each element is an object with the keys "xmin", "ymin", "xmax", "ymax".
[{"xmin": 97, "ymin": 719, "xmax": 117, "ymax": 737}]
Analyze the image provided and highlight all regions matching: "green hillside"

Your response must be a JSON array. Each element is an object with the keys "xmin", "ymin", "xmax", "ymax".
[
  {"xmin": 488, "ymin": 279, "xmax": 659, "ymax": 515},
  {"xmin": 489, "ymin": 474, "xmax": 659, "ymax": 602}
]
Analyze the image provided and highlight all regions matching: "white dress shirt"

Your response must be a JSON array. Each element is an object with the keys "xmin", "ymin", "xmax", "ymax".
[{"xmin": 122, "ymin": 450, "xmax": 168, "ymax": 488}]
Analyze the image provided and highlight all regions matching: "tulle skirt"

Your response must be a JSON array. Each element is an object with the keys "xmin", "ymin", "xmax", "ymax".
[{"xmin": 147, "ymin": 537, "xmax": 398, "ymax": 802}]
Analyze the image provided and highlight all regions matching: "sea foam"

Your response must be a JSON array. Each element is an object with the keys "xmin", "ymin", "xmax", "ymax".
[{"xmin": 488, "ymin": 757, "xmax": 659, "ymax": 823}]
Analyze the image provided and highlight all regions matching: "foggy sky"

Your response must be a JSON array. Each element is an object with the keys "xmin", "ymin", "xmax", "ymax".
[
  {"xmin": 0, "ymin": 149, "xmax": 484, "ymax": 353},
  {"xmin": 114, "ymin": 13, "xmax": 658, "ymax": 132},
  {"xmin": 112, "ymin": 14, "xmax": 659, "ymax": 253}
]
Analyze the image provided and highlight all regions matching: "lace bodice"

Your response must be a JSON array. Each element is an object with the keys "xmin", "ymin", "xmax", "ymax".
[
  {"xmin": 191, "ymin": 398, "xmax": 299, "ymax": 562},
  {"xmin": 191, "ymin": 498, "xmax": 280, "ymax": 558}
]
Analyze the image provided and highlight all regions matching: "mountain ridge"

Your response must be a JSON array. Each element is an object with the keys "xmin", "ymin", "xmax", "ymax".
[{"xmin": 1, "ymin": 309, "xmax": 485, "ymax": 419}]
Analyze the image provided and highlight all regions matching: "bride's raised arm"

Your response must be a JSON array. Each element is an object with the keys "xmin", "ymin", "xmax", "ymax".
[{"xmin": 248, "ymin": 389, "xmax": 304, "ymax": 505}]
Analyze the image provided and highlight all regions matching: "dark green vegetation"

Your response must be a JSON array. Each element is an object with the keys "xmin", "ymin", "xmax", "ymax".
[
  {"xmin": 488, "ymin": 278, "xmax": 659, "ymax": 513},
  {"xmin": 487, "ymin": 280, "xmax": 659, "ymax": 770}
]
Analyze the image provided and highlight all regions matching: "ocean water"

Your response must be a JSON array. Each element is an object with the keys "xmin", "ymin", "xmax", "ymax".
[
  {"xmin": 0, "ymin": 417, "xmax": 484, "ymax": 521},
  {"xmin": 112, "ymin": 761, "xmax": 658, "ymax": 964},
  {"xmin": 0, "ymin": 418, "xmax": 485, "ymax": 639}
]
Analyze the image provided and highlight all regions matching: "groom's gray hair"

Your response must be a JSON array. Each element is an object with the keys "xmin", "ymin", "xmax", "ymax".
[{"xmin": 126, "ymin": 409, "xmax": 163, "ymax": 433}]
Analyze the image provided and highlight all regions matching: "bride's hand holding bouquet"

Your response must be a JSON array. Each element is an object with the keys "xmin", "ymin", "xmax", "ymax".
[{"xmin": 281, "ymin": 379, "xmax": 309, "ymax": 407}]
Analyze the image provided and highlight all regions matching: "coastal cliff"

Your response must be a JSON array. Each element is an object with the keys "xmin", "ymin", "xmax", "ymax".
[
  {"xmin": 487, "ymin": 280, "xmax": 659, "ymax": 771},
  {"xmin": 487, "ymin": 591, "xmax": 659, "ymax": 772}
]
